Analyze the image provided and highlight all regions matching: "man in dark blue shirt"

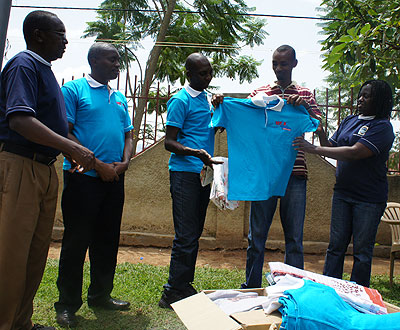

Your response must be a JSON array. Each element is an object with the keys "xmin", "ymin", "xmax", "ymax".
[{"xmin": 0, "ymin": 11, "xmax": 95, "ymax": 330}]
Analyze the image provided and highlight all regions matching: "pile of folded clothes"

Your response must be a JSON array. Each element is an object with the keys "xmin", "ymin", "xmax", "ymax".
[
  {"xmin": 268, "ymin": 262, "xmax": 387, "ymax": 315},
  {"xmin": 206, "ymin": 262, "xmax": 400, "ymax": 329}
]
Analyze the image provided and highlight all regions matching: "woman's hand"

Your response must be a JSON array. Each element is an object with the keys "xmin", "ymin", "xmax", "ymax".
[{"xmin": 292, "ymin": 136, "xmax": 318, "ymax": 153}]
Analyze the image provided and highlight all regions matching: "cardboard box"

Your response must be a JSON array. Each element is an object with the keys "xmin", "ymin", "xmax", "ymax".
[
  {"xmin": 385, "ymin": 301, "xmax": 400, "ymax": 314},
  {"xmin": 171, "ymin": 288, "xmax": 281, "ymax": 330},
  {"xmin": 171, "ymin": 288, "xmax": 400, "ymax": 330}
]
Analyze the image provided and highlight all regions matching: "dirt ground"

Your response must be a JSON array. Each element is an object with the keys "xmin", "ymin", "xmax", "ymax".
[{"xmin": 48, "ymin": 242, "xmax": 394, "ymax": 276}]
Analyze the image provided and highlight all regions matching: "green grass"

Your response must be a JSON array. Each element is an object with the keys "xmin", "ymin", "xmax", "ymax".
[
  {"xmin": 33, "ymin": 259, "xmax": 266, "ymax": 330},
  {"xmin": 33, "ymin": 259, "xmax": 400, "ymax": 330}
]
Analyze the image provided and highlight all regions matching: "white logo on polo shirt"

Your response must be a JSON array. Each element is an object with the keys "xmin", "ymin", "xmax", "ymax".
[{"xmin": 358, "ymin": 125, "xmax": 369, "ymax": 136}]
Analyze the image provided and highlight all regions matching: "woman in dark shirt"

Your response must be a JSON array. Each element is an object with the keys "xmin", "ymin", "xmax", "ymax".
[{"xmin": 293, "ymin": 79, "xmax": 395, "ymax": 287}]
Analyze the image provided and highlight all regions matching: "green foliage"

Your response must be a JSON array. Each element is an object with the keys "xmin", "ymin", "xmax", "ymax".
[
  {"xmin": 318, "ymin": 0, "xmax": 400, "ymax": 110},
  {"xmin": 83, "ymin": 0, "xmax": 267, "ymax": 85},
  {"xmin": 213, "ymin": 55, "xmax": 263, "ymax": 84}
]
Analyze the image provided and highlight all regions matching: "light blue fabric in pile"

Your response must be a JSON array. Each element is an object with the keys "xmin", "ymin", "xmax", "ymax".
[{"xmin": 279, "ymin": 280, "xmax": 400, "ymax": 330}]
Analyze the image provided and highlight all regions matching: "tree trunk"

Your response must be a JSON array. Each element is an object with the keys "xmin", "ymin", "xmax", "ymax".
[{"xmin": 132, "ymin": 0, "xmax": 177, "ymax": 154}]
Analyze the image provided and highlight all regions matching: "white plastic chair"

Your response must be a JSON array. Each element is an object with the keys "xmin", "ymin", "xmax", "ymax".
[{"xmin": 381, "ymin": 202, "xmax": 400, "ymax": 287}]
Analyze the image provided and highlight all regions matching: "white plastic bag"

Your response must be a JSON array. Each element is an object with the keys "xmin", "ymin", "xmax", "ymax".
[{"xmin": 208, "ymin": 157, "xmax": 239, "ymax": 210}]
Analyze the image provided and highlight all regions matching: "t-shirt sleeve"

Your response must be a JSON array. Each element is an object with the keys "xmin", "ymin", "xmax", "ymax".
[
  {"xmin": 297, "ymin": 105, "xmax": 320, "ymax": 134},
  {"xmin": 358, "ymin": 121, "xmax": 394, "ymax": 155},
  {"xmin": 329, "ymin": 131, "xmax": 338, "ymax": 146},
  {"xmin": 121, "ymin": 95, "xmax": 133, "ymax": 132},
  {"xmin": 166, "ymin": 97, "xmax": 186, "ymax": 128},
  {"xmin": 4, "ymin": 64, "xmax": 37, "ymax": 118},
  {"xmin": 61, "ymin": 83, "xmax": 78, "ymax": 124},
  {"xmin": 210, "ymin": 101, "xmax": 228, "ymax": 128}
]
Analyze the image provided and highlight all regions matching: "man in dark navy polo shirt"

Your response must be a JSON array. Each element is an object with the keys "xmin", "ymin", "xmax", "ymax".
[{"xmin": 0, "ymin": 11, "xmax": 95, "ymax": 330}]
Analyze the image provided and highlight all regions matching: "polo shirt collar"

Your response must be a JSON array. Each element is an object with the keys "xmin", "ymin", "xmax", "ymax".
[
  {"xmin": 23, "ymin": 50, "xmax": 51, "ymax": 67},
  {"xmin": 86, "ymin": 75, "xmax": 115, "ymax": 96},
  {"xmin": 250, "ymin": 92, "xmax": 285, "ymax": 127},
  {"xmin": 358, "ymin": 114, "xmax": 375, "ymax": 120},
  {"xmin": 250, "ymin": 93, "xmax": 284, "ymax": 112},
  {"xmin": 185, "ymin": 85, "xmax": 204, "ymax": 98}
]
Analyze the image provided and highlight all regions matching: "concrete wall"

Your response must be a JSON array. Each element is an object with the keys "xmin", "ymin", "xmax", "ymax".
[{"xmin": 52, "ymin": 132, "xmax": 400, "ymax": 257}]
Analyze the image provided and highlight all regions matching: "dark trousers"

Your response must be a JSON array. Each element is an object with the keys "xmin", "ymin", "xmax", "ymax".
[
  {"xmin": 164, "ymin": 171, "xmax": 210, "ymax": 292},
  {"xmin": 55, "ymin": 171, "xmax": 125, "ymax": 313}
]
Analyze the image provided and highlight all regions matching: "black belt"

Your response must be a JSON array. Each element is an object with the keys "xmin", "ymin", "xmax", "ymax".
[{"xmin": 0, "ymin": 142, "xmax": 57, "ymax": 166}]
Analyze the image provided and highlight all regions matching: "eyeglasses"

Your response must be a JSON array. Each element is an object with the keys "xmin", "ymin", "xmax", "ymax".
[{"xmin": 42, "ymin": 30, "xmax": 67, "ymax": 38}]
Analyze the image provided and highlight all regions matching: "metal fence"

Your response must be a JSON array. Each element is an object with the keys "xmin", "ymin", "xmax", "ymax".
[{"xmin": 121, "ymin": 74, "xmax": 171, "ymax": 155}]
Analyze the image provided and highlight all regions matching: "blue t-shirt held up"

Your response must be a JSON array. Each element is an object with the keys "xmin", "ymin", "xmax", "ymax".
[
  {"xmin": 166, "ymin": 87, "xmax": 215, "ymax": 174},
  {"xmin": 211, "ymin": 96, "xmax": 319, "ymax": 201},
  {"xmin": 330, "ymin": 114, "xmax": 394, "ymax": 203}
]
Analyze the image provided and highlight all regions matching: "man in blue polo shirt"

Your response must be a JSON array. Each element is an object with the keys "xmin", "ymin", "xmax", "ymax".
[
  {"xmin": 158, "ymin": 53, "xmax": 223, "ymax": 309},
  {"xmin": 54, "ymin": 43, "xmax": 133, "ymax": 328},
  {"xmin": 0, "ymin": 11, "xmax": 95, "ymax": 330}
]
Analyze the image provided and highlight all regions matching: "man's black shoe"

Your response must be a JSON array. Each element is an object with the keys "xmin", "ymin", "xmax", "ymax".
[
  {"xmin": 31, "ymin": 324, "xmax": 56, "ymax": 330},
  {"xmin": 158, "ymin": 291, "xmax": 182, "ymax": 309},
  {"xmin": 184, "ymin": 283, "xmax": 197, "ymax": 296},
  {"xmin": 158, "ymin": 286, "xmax": 197, "ymax": 309},
  {"xmin": 56, "ymin": 310, "xmax": 77, "ymax": 328},
  {"xmin": 88, "ymin": 297, "xmax": 130, "ymax": 310}
]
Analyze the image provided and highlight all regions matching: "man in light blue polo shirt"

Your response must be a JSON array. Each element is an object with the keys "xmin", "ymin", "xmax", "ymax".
[
  {"xmin": 54, "ymin": 43, "xmax": 133, "ymax": 327},
  {"xmin": 159, "ymin": 53, "xmax": 223, "ymax": 309}
]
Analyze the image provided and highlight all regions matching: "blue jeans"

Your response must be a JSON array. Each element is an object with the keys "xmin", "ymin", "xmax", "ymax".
[
  {"xmin": 243, "ymin": 175, "xmax": 307, "ymax": 288},
  {"xmin": 164, "ymin": 171, "xmax": 210, "ymax": 292},
  {"xmin": 323, "ymin": 191, "xmax": 386, "ymax": 287}
]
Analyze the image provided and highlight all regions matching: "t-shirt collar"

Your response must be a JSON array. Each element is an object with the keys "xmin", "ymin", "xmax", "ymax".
[
  {"xmin": 185, "ymin": 85, "xmax": 204, "ymax": 98},
  {"xmin": 86, "ymin": 74, "xmax": 115, "ymax": 96},
  {"xmin": 22, "ymin": 50, "xmax": 51, "ymax": 67}
]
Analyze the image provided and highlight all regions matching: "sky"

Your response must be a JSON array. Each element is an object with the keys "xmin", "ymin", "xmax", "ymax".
[{"xmin": 5, "ymin": 0, "xmax": 329, "ymax": 93}]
